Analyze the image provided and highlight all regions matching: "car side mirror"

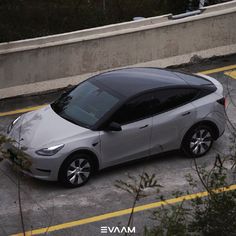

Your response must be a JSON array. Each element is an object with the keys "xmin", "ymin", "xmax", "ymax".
[{"xmin": 107, "ymin": 122, "xmax": 122, "ymax": 132}]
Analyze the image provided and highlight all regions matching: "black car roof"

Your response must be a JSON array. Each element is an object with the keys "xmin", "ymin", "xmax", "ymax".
[{"xmin": 91, "ymin": 67, "xmax": 212, "ymax": 98}]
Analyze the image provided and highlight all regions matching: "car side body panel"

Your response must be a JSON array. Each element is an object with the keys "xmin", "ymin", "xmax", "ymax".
[
  {"xmin": 99, "ymin": 117, "xmax": 152, "ymax": 168},
  {"xmin": 150, "ymin": 103, "xmax": 197, "ymax": 155}
]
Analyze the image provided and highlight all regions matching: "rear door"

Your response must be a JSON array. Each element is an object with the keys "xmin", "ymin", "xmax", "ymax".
[{"xmin": 150, "ymin": 88, "xmax": 198, "ymax": 154}]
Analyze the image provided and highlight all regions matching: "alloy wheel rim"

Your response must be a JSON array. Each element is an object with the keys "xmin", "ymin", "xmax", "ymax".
[
  {"xmin": 190, "ymin": 129, "xmax": 212, "ymax": 155},
  {"xmin": 67, "ymin": 158, "xmax": 91, "ymax": 185}
]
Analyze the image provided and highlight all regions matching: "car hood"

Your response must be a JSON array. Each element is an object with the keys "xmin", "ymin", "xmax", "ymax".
[{"xmin": 10, "ymin": 105, "xmax": 91, "ymax": 149}]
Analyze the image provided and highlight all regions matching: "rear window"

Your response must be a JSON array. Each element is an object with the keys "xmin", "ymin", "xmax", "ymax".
[
  {"xmin": 152, "ymin": 88, "xmax": 199, "ymax": 114},
  {"xmin": 173, "ymin": 72, "xmax": 213, "ymax": 86}
]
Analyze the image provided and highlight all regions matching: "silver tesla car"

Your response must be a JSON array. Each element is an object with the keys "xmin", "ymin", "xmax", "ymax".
[{"xmin": 6, "ymin": 68, "xmax": 226, "ymax": 187}]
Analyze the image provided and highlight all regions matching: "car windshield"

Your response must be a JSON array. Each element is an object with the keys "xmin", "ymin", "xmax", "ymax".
[{"xmin": 51, "ymin": 81, "xmax": 120, "ymax": 128}]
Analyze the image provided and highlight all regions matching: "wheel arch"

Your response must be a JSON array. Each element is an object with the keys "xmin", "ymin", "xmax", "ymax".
[
  {"xmin": 58, "ymin": 149, "xmax": 100, "ymax": 179},
  {"xmin": 182, "ymin": 120, "xmax": 220, "ymax": 144}
]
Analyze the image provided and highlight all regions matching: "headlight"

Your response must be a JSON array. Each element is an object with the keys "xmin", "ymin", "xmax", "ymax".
[
  {"xmin": 35, "ymin": 144, "xmax": 64, "ymax": 156},
  {"xmin": 7, "ymin": 116, "xmax": 21, "ymax": 134}
]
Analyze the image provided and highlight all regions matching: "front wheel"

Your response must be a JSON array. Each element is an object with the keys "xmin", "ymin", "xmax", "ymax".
[
  {"xmin": 59, "ymin": 154, "xmax": 93, "ymax": 188},
  {"xmin": 182, "ymin": 125, "xmax": 214, "ymax": 158}
]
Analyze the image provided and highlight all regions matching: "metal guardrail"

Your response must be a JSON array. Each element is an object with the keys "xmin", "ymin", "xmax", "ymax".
[
  {"xmin": 170, "ymin": 10, "xmax": 203, "ymax": 20},
  {"xmin": 133, "ymin": 10, "xmax": 203, "ymax": 21}
]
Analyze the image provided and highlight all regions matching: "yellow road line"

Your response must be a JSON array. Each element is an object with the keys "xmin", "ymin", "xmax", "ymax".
[
  {"xmin": 12, "ymin": 184, "xmax": 236, "ymax": 236},
  {"xmin": 1, "ymin": 64, "xmax": 236, "ymax": 118},
  {"xmin": 0, "ymin": 105, "xmax": 47, "ymax": 117},
  {"xmin": 225, "ymin": 70, "xmax": 236, "ymax": 80},
  {"xmin": 200, "ymin": 64, "xmax": 236, "ymax": 75}
]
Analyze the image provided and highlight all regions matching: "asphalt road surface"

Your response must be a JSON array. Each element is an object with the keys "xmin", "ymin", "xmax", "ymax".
[{"xmin": 0, "ymin": 54, "xmax": 236, "ymax": 236}]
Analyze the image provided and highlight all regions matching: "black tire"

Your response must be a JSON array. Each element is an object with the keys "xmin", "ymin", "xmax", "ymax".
[
  {"xmin": 59, "ymin": 153, "xmax": 94, "ymax": 188},
  {"xmin": 182, "ymin": 125, "xmax": 214, "ymax": 158}
]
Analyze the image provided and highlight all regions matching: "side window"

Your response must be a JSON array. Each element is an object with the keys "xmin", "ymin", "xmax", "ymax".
[
  {"xmin": 152, "ymin": 88, "xmax": 198, "ymax": 114},
  {"xmin": 112, "ymin": 93, "xmax": 153, "ymax": 125}
]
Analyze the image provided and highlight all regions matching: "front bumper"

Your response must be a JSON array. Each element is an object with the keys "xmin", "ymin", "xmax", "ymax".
[{"xmin": 4, "ymin": 143, "xmax": 62, "ymax": 181}]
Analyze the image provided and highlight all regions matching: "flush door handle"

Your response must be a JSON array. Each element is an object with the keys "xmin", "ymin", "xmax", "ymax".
[
  {"xmin": 139, "ymin": 124, "xmax": 149, "ymax": 129},
  {"xmin": 182, "ymin": 111, "xmax": 191, "ymax": 116}
]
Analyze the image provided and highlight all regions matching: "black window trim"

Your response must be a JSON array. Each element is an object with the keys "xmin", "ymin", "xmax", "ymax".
[
  {"xmin": 95, "ymin": 85, "xmax": 202, "ymax": 130},
  {"xmin": 110, "ymin": 91, "xmax": 155, "ymax": 126},
  {"xmin": 149, "ymin": 86, "xmax": 200, "ymax": 117},
  {"xmin": 52, "ymin": 71, "xmax": 216, "ymax": 131},
  {"xmin": 95, "ymin": 89, "xmax": 156, "ymax": 130}
]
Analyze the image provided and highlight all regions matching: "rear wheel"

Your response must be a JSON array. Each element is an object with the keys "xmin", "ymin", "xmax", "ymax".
[
  {"xmin": 182, "ymin": 125, "xmax": 214, "ymax": 158},
  {"xmin": 59, "ymin": 153, "xmax": 93, "ymax": 188}
]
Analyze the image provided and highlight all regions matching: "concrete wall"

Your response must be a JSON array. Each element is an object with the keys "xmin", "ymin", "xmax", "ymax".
[{"xmin": 0, "ymin": 1, "xmax": 236, "ymax": 99}]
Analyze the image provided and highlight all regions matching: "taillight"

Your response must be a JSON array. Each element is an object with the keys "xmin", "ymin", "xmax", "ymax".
[{"xmin": 217, "ymin": 97, "xmax": 226, "ymax": 108}]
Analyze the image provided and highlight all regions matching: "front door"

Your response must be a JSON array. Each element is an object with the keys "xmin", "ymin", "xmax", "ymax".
[
  {"xmin": 100, "ymin": 118, "xmax": 152, "ymax": 167},
  {"xmin": 99, "ymin": 92, "xmax": 154, "ymax": 168}
]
